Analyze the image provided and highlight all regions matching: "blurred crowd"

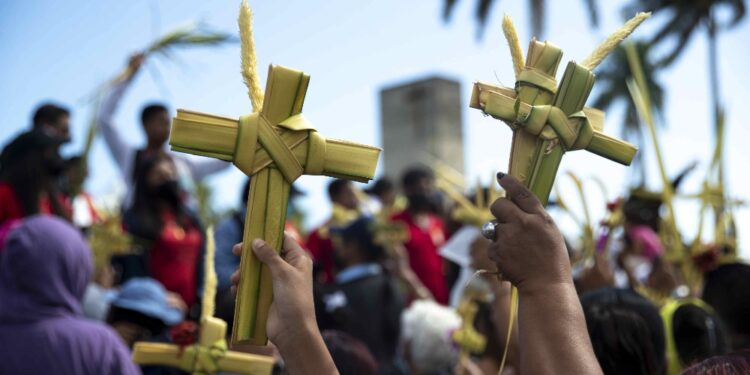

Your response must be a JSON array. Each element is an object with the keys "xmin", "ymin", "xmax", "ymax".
[{"xmin": 1, "ymin": 54, "xmax": 749, "ymax": 375}]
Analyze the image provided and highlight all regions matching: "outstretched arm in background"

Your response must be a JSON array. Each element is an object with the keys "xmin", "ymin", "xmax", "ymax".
[
  {"xmin": 96, "ymin": 53, "xmax": 144, "ymax": 175},
  {"xmin": 488, "ymin": 174, "xmax": 602, "ymax": 375},
  {"xmin": 231, "ymin": 235, "xmax": 339, "ymax": 375}
]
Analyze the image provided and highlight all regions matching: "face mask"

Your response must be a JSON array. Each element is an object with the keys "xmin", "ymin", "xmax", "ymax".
[
  {"xmin": 44, "ymin": 155, "xmax": 66, "ymax": 177},
  {"xmin": 153, "ymin": 180, "xmax": 181, "ymax": 206}
]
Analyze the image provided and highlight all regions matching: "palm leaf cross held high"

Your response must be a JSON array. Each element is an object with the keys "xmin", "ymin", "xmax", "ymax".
[
  {"xmin": 471, "ymin": 13, "xmax": 650, "ymax": 205},
  {"xmin": 167, "ymin": 0, "xmax": 381, "ymax": 345}
]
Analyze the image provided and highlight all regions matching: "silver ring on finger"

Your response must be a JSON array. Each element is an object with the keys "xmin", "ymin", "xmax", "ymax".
[{"xmin": 481, "ymin": 220, "xmax": 498, "ymax": 240}]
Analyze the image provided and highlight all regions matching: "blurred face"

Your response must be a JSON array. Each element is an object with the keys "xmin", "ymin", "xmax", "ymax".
[
  {"xmin": 54, "ymin": 114, "xmax": 71, "ymax": 141},
  {"xmin": 143, "ymin": 110, "xmax": 171, "ymax": 147},
  {"xmin": 42, "ymin": 145, "xmax": 65, "ymax": 177},
  {"xmin": 406, "ymin": 177, "xmax": 440, "ymax": 214},
  {"xmin": 334, "ymin": 183, "xmax": 360, "ymax": 211}
]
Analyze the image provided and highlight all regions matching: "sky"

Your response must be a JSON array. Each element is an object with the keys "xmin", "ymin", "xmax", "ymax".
[{"xmin": 1, "ymin": 0, "xmax": 748, "ymax": 258}]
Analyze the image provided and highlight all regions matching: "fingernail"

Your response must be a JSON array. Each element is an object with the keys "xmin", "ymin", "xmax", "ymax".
[
  {"xmin": 252, "ymin": 239, "xmax": 265, "ymax": 249},
  {"xmin": 496, "ymin": 172, "xmax": 506, "ymax": 181}
]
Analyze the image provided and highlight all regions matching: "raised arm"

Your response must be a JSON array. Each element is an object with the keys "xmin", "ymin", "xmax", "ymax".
[
  {"xmin": 488, "ymin": 174, "xmax": 602, "ymax": 375},
  {"xmin": 231, "ymin": 236, "xmax": 339, "ymax": 375},
  {"xmin": 96, "ymin": 54, "xmax": 144, "ymax": 173}
]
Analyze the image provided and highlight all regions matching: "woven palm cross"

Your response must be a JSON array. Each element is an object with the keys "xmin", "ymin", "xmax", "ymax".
[
  {"xmin": 168, "ymin": 2, "xmax": 380, "ymax": 345},
  {"xmin": 470, "ymin": 14, "xmax": 650, "ymax": 205}
]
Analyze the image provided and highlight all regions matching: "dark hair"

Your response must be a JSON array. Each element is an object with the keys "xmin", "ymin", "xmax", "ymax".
[
  {"xmin": 400, "ymin": 166, "xmax": 434, "ymax": 190},
  {"xmin": 321, "ymin": 330, "xmax": 378, "ymax": 375},
  {"xmin": 673, "ymin": 303, "xmax": 730, "ymax": 365},
  {"xmin": 328, "ymin": 179, "xmax": 351, "ymax": 201},
  {"xmin": 32, "ymin": 103, "xmax": 69, "ymax": 128},
  {"xmin": 581, "ymin": 288, "xmax": 666, "ymax": 375},
  {"xmin": 339, "ymin": 217, "xmax": 386, "ymax": 263},
  {"xmin": 140, "ymin": 103, "xmax": 168, "ymax": 125},
  {"xmin": 107, "ymin": 305, "xmax": 167, "ymax": 338},
  {"xmin": 0, "ymin": 131, "xmax": 66, "ymax": 218},
  {"xmin": 703, "ymin": 263, "xmax": 750, "ymax": 349},
  {"xmin": 681, "ymin": 350, "xmax": 750, "ymax": 375},
  {"xmin": 365, "ymin": 178, "xmax": 394, "ymax": 197},
  {"xmin": 127, "ymin": 154, "xmax": 188, "ymax": 241}
]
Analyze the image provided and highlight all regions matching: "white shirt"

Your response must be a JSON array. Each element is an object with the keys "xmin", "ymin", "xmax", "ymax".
[{"xmin": 96, "ymin": 78, "xmax": 230, "ymax": 208}]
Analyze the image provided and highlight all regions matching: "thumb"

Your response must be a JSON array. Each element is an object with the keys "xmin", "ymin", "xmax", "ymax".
[{"xmin": 251, "ymin": 239, "xmax": 288, "ymax": 275}]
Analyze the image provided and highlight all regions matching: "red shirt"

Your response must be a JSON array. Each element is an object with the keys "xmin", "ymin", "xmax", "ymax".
[
  {"xmin": 391, "ymin": 211, "xmax": 449, "ymax": 304},
  {"xmin": 0, "ymin": 183, "xmax": 24, "ymax": 225},
  {"xmin": 0, "ymin": 183, "xmax": 71, "ymax": 225},
  {"xmin": 306, "ymin": 226, "xmax": 336, "ymax": 284},
  {"xmin": 149, "ymin": 210, "xmax": 202, "ymax": 307}
]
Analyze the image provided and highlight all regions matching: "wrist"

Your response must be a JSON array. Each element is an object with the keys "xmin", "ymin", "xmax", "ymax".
[
  {"xmin": 273, "ymin": 319, "xmax": 318, "ymax": 352},
  {"xmin": 517, "ymin": 278, "xmax": 575, "ymax": 298}
]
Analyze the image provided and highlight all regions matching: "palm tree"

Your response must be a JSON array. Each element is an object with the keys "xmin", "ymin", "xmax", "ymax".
[
  {"xmin": 590, "ymin": 41, "xmax": 666, "ymax": 183},
  {"xmin": 624, "ymin": 0, "xmax": 746, "ymax": 226},
  {"xmin": 442, "ymin": 0, "xmax": 599, "ymax": 39}
]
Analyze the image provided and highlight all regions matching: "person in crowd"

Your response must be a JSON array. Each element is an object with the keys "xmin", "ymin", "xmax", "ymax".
[
  {"xmin": 307, "ymin": 178, "xmax": 363, "ymax": 283},
  {"xmin": 364, "ymin": 177, "xmax": 405, "ymax": 217},
  {"xmin": 121, "ymin": 153, "xmax": 204, "ymax": 315},
  {"xmin": 228, "ymin": 172, "xmax": 611, "ymax": 375},
  {"xmin": 321, "ymin": 330, "xmax": 379, "ymax": 375},
  {"xmin": 391, "ymin": 166, "xmax": 449, "ymax": 304},
  {"xmin": 318, "ymin": 217, "xmax": 405, "ymax": 372},
  {"xmin": 0, "ymin": 129, "xmax": 70, "ymax": 226},
  {"xmin": 96, "ymin": 53, "xmax": 229, "ymax": 208},
  {"xmin": 0, "ymin": 216, "xmax": 139, "ymax": 375},
  {"xmin": 106, "ymin": 277, "xmax": 185, "ymax": 348},
  {"xmin": 661, "ymin": 298, "xmax": 729, "ymax": 374},
  {"xmin": 702, "ymin": 263, "xmax": 750, "ymax": 350},
  {"xmin": 61, "ymin": 155, "xmax": 101, "ymax": 229},
  {"xmin": 29, "ymin": 102, "xmax": 71, "ymax": 142},
  {"xmin": 399, "ymin": 300, "xmax": 462, "ymax": 375},
  {"xmin": 580, "ymin": 288, "xmax": 666, "ymax": 375}
]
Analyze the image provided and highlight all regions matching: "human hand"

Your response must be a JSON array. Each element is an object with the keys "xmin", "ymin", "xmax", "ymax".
[
  {"xmin": 230, "ymin": 234, "xmax": 316, "ymax": 349},
  {"xmin": 487, "ymin": 173, "xmax": 571, "ymax": 294}
]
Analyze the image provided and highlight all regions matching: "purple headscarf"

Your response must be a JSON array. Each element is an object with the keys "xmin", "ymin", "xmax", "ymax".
[{"xmin": 0, "ymin": 216, "xmax": 139, "ymax": 375}]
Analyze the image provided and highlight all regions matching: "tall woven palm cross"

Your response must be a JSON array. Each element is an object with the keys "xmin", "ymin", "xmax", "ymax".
[
  {"xmin": 169, "ymin": 64, "xmax": 380, "ymax": 345},
  {"xmin": 470, "ymin": 13, "xmax": 651, "ymax": 206}
]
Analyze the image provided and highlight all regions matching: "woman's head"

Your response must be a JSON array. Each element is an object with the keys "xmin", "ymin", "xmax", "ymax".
[
  {"xmin": 581, "ymin": 288, "xmax": 666, "ymax": 375},
  {"xmin": 0, "ymin": 216, "xmax": 92, "ymax": 322},
  {"xmin": 0, "ymin": 130, "xmax": 66, "ymax": 217},
  {"xmin": 703, "ymin": 263, "xmax": 750, "ymax": 350},
  {"xmin": 333, "ymin": 217, "xmax": 386, "ymax": 268},
  {"xmin": 400, "ymin": 300, "xmax": 461, "ymax": 375},
  {"xmin": 130, "ymin": 154, "xmax": 185, "ymax": 240},
  {"xmin": 133, "ymin": 154, "xmax": 180, "ymax": 209},
  {"xmin": 321, "ymin": 330, "xmax": 378, "ymax": 375}
]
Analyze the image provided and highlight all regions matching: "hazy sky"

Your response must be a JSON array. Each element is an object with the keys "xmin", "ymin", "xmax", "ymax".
[{"xmin": 1, "ymin": 0, "xmax": 748, "ymax": 258}]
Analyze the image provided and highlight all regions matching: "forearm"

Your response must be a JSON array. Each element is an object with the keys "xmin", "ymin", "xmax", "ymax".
[
  {"xmin": 275, "ymin": 323, "xmax": 338, "ymax": 375},
  {"xmin": 398, "ymin": 268, "xmax": 433, "ymax": 300},
  {"xmin": 517, "ymin": 282, "xmax": 602, "ymax": 375}
]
